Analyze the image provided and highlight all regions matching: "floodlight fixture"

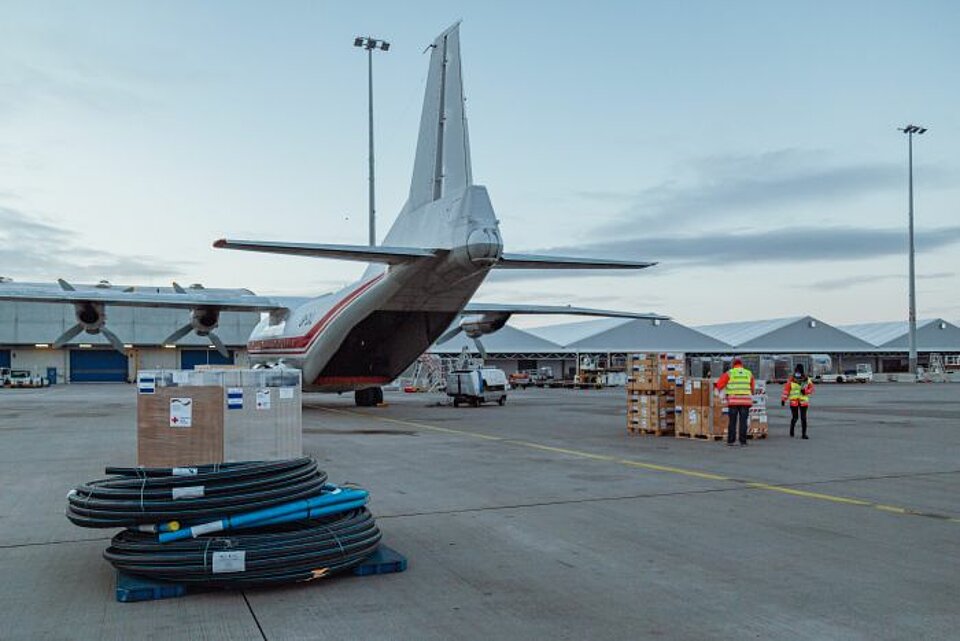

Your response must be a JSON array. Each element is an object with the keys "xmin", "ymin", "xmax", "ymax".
[{"xmin": 353, "ymin": 36, "xmax": 390, "ymax": 51}]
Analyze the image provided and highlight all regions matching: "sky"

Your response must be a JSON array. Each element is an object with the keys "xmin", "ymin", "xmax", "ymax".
[{"xmin": 1, "ymin": 1, "xmax": 958, "ymax": 327}]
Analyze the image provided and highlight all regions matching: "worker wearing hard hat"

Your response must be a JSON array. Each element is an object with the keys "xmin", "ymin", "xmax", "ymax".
[
  {"xmin": 714, "ymin": 357, "xmax": 755, "ymax": 446},
  {"xmin": 781, "ymin": 364, "xmax": 815, "ymax": 439}
]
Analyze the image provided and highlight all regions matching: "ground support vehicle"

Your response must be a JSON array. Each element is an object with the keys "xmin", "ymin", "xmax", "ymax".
[{"xmin": 446, "ymin": 367, "xmax": 508, "ymax": 407}]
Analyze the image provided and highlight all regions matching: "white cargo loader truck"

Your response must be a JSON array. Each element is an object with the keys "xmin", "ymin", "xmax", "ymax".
[{"xmin": 446, "ymin": 367, "xmax": 508, "ymax": 407}]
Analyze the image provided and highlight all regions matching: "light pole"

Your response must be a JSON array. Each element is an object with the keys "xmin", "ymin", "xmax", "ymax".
[
  {"xmin": 898, "ymin": 124, "xmax": 927, "ymax": 376},
  {"xmin": 354, "ymin": 36, "xmax": 390, "ymax": 246}
]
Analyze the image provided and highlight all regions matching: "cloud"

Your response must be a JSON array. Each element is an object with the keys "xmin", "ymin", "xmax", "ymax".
[
  {"xmin": 0, "ymin": 60, "xmax": 149, "ymax": 117},
  {"xmin": 0, "ymin": 205, "xmax": 181, "ymax": 280},
  {"xmin": 808, "ymin": 272, "xmax": 955, "ymax": 291},
  {"xmin": 589, "ymin": 149, "xmax": 947, "ymax": 233},
  {"xmin": 486, "ymin": 226, "xmax": 960, "ymax": 283}
]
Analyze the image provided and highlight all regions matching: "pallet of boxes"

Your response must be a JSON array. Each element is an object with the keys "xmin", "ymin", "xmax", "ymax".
[
  {"xmin": 676, "ymin": 377, "xmax": 769, "ymax": 441},
  {"xmin": 626, "ymin": 353, "xmax": 684, "ymax": 436},
  {"xmin": 136, "ymin": 368, "xmax": 303, "ymax": 466}
]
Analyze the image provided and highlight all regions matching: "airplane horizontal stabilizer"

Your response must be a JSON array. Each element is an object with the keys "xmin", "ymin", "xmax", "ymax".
[
  {"xmin": 214, "ymin": 239, "xmax": 441, "ymax": 264},
  {"xmin": 494, "ymin": 253, "xmax": 656, "ymax": 270},
  {"xmin": 463, "ymin": 303, "xmax": 668, "ymax": 320}
]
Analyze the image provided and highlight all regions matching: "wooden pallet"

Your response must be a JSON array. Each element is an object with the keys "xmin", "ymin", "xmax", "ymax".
[{"xmin": 628, "ymin": 427, "xmax": 673, "ymax": 437}]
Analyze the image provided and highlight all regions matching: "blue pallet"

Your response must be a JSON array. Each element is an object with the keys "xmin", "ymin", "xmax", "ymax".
[
  {"xmin": 352, "ymin": 544, "xmax": 408, "ymax": 576},
  {"xmin": 116, "ymin": 571, "xmax": 187, "ymax": 603},
  {"xmin": 114, "ymin": 544, "xmax": 407, "ymax": 602}
]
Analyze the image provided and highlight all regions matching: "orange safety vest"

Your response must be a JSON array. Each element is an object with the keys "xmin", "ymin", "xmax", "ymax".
[{"xmin": 782, "ymin": 376, "xmax": 813, "ymax": 407}]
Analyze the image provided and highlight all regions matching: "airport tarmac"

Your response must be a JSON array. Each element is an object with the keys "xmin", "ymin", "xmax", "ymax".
[{"xmin": 0, "ymin": 383, "xmax": 957, "ymax": 641}]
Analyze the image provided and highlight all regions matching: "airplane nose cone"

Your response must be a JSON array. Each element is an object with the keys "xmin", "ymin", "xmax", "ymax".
[{"xmin": 466, "ymin": 228, "xmax": 502, "ymax": 266}]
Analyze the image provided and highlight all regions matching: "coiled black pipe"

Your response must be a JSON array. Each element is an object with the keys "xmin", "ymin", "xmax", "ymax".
[
  {"xmin": 67, "ymin": 458, "xmax": 327, "ymax": 528},
  {"xmin": 104, "ymin": 508, "xmax": 381, "ymax": 587}
]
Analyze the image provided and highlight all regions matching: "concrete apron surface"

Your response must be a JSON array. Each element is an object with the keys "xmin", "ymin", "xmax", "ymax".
[{"xmin": 0, "ymin": 383, "xmax": 957, "ymax": 641}]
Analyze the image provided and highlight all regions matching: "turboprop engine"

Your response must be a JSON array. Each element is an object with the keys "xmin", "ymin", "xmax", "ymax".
[{"xmin": 436, "ymin": 312, "xmax": 511, "ymax": 358}]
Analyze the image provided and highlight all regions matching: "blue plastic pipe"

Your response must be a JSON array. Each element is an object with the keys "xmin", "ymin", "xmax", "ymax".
[
  {"xmin": 243, "ymin": 497, "xmax": 369, "ymax": 528},
  {"xmin": 158, "ymin": 488, "xmax": 368, "ymax": 543}
]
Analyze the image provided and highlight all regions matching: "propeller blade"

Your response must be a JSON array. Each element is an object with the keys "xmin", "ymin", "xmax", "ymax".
[
  {"xmin": 162, "ymin": 323, "xmax": 194, "ymax": 345},
  {"xmin": 100, "ymin": 327, "xmax": 127, "ymax": 353},
  {"xmin": 437, "ymin": 325, "xmax": 464, "ymax": 345},
  {"xmin": 208, "ymin": 332, "xmax": 230, "ymax": 359},
  {"xmin": 53, "ymin": 323, "xmax": 85, "ymax": 348},
  {"xmin": 473, "ymin": 337, "xmax": 487, "ymax": 359}
]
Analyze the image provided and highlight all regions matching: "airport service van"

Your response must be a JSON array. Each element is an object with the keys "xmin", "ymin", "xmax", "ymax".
[{"xmin": 446, "ymin": 367, "xmax": 508, "ymax": 407}]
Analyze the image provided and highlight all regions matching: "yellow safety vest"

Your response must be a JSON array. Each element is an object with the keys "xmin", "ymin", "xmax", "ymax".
[
  {"xmin": 788, "ymin": 377, "xmax": 811, "ymax": 405},
  {"xmin": 726, "ymin": 367, "xmax": 753, "ymax": 400}
]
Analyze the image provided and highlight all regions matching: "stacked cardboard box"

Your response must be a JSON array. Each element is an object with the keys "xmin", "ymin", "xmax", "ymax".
[
  {"xmin": 136, "ymin": 368, "xmax": 303, "ymax": 467},
  {"xmin": 626, "ymin": 353, "xmax": 684, "ymax": 435},
  {"xmin": 677, "ymin": 377, "xmax": 713, "ymax": 437},
  {"xmin": 709, "ymin": 390, "xmax": 729, "ymax": 439},
  {"xmin": 678, "ymin": 378, "xmax": 768, "ymax": 441},
  {"xmin": 626, "ymin": 363, "xmax": 770, "ymax": 441}
]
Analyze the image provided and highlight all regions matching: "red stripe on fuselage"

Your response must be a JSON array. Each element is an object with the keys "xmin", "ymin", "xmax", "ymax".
[{"xmin": 247, "ymin": 273, "xmax": 385, "ymax": 354}]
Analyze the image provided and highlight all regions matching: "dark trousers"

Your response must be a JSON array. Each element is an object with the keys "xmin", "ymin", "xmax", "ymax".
[
  {"xmin": 727, "ymin": 405, "xmax": 750, "ymax": 444},
  {"xmin": 790, "ymin": 405, "xmax": 808, "ymax": 436}
]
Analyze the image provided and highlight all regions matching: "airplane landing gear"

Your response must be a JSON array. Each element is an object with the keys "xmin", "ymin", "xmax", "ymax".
[{"xmin": 354, "ymin": 387, "xmax": 384, "ymax": 407}]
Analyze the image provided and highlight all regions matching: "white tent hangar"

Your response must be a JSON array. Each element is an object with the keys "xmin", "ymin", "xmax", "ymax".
[
  {"xmin": 695, "ymin": 316, "xmax": 875, "ymax": 353},
  {"xmin": 431, "ymin": 324, "xmax": 565, "ymax": 355},
  {"xmin": 528, "ymin": 317, "xmax": 731, "ymax": 352},
  {"xmin": 840, "ymin": 318, "xmax": 960, "ymax": 352}
]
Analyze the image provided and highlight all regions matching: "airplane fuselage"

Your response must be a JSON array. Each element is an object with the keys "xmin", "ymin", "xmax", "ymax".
[{"xmin": 246, "ymin": 186, "xmax": 503, "ymax": 392}]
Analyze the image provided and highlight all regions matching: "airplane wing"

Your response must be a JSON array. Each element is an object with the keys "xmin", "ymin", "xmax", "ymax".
[
  {"xmin": 494, "ymin": 253, "xmax": 656, "ymax": 270},
  {"xmin": 214, "ymin": 239, "xmax": 442, "ymax": 264},
  {"xmin": 462, "ymin": 303, "xmax": 667, "ymax": 320},
  {"xmin": 440, "ymin": 304, "xmax": 668, "ymax": 356},
  {"xmin": 0, "ymin": 279, "xmax": 282, "ymax": 311},
  {"xmin": 0, "ymin": 279, "xmax": 285, "ymax": 355}
]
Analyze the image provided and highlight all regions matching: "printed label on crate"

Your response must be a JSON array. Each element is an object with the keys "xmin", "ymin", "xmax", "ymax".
[
  {"xmin": 169, "ymin": 398, "xmax": 193, "ymax": 427},
  {"xmin": 256, "ymin": 389, "xmax": 271, "ymax": 410},
  {"xmin": 212, "ymin": 550, "xmax": 246, "ymax": 574},
  {"xmin": 279, "ymin": 387, "xmax": 295, "ymax": 400},
  {"xmin": 227, "ymin": 387, "xmax": 243, "ymax": 410},
  {"xmin": 137, "ymin": 373, "xmax": 156, "ymax": 395},
  {"xmin": 172, "ymin": 485, "xmax": 204, "ymax": 500}
]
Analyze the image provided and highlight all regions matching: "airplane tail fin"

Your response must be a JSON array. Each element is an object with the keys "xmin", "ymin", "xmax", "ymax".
[{"xmin": 405, "ymin": 22, "xmax": 472, "ymax": 212}]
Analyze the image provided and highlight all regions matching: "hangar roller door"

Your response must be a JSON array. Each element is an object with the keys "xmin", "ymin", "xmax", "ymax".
[
  {"xmin": 0, "ymin": 350, "xmax": 10, "ymax": 368},
  {"xmin": 69, "ymin": 350, "xmax": 129, "ymax": 382},
  {"xmin": 180, "ymin": 348, "xmax": 234, "ymax": 370}
]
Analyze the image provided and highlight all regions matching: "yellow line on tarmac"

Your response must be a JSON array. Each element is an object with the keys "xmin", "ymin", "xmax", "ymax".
[
  {"xmin": 321, "ymin": 407, "xmax": 956, "ymax": 523},
  {"xmin": 613, "ymin": 458, "xmax": 732, "ymax": 482},
  {"xmin": 744, "ymin": 482, "xmax": 872, "ymax": 506},
  {"xmin": 505, "ymin": 440, "xmax": 619, "ymax": 463}
]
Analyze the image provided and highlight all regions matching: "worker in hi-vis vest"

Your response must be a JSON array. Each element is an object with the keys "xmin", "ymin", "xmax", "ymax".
[
  {"xmin": 714, "ymin": 357, "xmax": 755, "ymax": 446},
  {"xmin": 781, "ymin": 363, "xmax": 815, "ymax": 439}
]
